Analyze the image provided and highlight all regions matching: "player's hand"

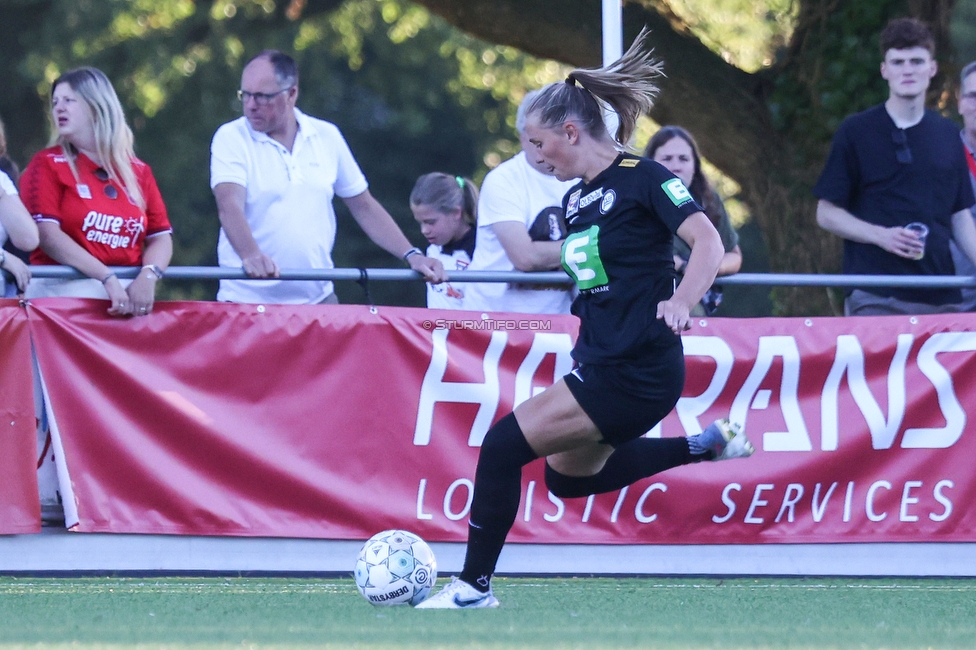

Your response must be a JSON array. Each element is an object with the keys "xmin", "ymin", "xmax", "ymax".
[
  {"xmin": 656, "ymin": 297, "xmax": 693, "ymax": 334},
  {"xmin": 242, "ymin": 252, "xmax": 279, "ymax": 278},
  {"xmin": 878, "ymin": 226, "xmax": 925, "ymax": 260},
  {"xmin": 408, "ymin": 254, "xmax": 446, "ymax": 284}
]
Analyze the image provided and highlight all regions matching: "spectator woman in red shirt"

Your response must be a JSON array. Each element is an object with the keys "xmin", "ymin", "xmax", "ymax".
[{"xmin": 21, "ymin": 67, "xmax": 172, "ymax": 317}]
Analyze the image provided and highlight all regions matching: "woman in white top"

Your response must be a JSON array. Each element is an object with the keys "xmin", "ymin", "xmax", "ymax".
[
  {"xmin": 410, "ymin": 172, "xmax": 479, "ymax": 310},
  {"xmin": 0, "ymin": 170, "xmax": 39, "ymax": 294}
]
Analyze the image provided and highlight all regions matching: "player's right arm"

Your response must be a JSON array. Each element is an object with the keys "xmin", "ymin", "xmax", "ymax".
[
  {"xmin": 816, "ymin": 199, "xmax": 922, "ymax": 259},
  {"xmin": 213, "ymin": 182, "xmax": 279, "ymax": 278},
  {"xmin": 492, "ymin": 220, "xmax": 564, "ymax": 272}
]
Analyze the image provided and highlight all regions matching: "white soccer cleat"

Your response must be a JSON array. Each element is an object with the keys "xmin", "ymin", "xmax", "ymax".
[
  {"xmin": 414, "ymin": 578, "xmax": 500, "ymax": 609},
  {"xmin": 702, "ymin": 418, "xmax": 754, "ymax": 461}
]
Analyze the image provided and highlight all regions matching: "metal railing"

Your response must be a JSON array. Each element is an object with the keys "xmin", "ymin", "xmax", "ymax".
[{"xmin": 24, "ymin": 266, "xmax": 976, "ymax": 289}]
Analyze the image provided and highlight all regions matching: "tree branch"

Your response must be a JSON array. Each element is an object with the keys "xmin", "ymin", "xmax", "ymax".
[{"xmin": 412, "ymin": 0, "xmax": 779, "ymax": 192}]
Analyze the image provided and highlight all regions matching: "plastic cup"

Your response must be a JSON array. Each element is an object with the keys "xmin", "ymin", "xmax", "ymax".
[{"xmin": 905, "ymin": 222, "xmax": 929, "ymax": 260}]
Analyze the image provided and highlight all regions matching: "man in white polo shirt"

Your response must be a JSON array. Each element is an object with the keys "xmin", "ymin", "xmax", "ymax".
[{"xmin": 211, "ymin": 50, "xmax": 443, "ymax": 304}]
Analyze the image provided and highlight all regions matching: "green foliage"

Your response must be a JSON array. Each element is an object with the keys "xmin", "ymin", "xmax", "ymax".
[
  {"xmin": 316, "ymin": 0, "xmax": 569, "ymax": 173},
  {"xmin": 768, "ymin": 1, "xmax": 909, "ymax": 164},
  {"xmin": 951, "ymin": 0, "xmax": 976, "ymax": 68},
  {"xmin": 277, "ymin": 1, "xmax": 567, "ymax": 303},
  {"xmin": 0, "ymin": 0, "xmax": 566, "ymax": 305},
  {"xmin": 4, "ymin": 0, "xmax": 975, "ymax": 313},
  {"xmin": 665, "ymin": 0, "xmax": 797, "ymax": 72}
]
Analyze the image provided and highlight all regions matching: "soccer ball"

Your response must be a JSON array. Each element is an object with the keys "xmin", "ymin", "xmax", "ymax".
[{"xmin": 354, "ymin": 529, "xmax": 437, "ymax": 606}]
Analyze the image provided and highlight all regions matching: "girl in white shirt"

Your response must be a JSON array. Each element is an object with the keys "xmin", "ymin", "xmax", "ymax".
[{"xmin": 409, "ymin": 173, "xmax": 478, "ymax": 309}]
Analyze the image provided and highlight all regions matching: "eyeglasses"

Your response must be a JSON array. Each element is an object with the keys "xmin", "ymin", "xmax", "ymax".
[
  {"xmin": 93, "ymin": 167, "xmax": 118, "ymax": 200},
  {"xmin": 236, "ymin": 87, "xmax": 292, "ymax": 105},
  {"xmin": 892, "ymin": 129, "xmax": 912, "ymax": 165},
  {"xmin": 961, "ymin": 92, "xmax": 976, "ymax": 102}
]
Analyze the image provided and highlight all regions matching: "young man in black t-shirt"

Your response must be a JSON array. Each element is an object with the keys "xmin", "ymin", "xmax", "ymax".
[{"xmin": 814, "ymin": 17, "xmax": 976, "ymax": 316}]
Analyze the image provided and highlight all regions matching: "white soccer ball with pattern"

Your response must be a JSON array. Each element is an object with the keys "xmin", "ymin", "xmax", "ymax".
[{"xmin": 354, "ymin": 529, "xmax": 437, "ymax": 606}]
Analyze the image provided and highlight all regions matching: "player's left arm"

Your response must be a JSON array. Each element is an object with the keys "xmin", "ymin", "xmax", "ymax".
[
  {"xmin": 342, "ymin": 189, "xmax": 445, "ymax": 283},
  {"xmin": 657, "ymin": 212, "xmax": 723, "ymax": 334},
  {"xmin": 951, "ymin": 208, "xmax": 976, "ymax": 268}
]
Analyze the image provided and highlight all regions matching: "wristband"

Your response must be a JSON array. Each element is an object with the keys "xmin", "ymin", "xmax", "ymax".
[
  {"xmin": 142, "ymin": 264, "xmax": 164, "ymax": 279},
  {"xmin": 403, "ymin": 247, "xmax": 423, "ymax": 261},
  {"xmin": 101, "ymin": 272, "xmax": 117, "ymax": 285}
]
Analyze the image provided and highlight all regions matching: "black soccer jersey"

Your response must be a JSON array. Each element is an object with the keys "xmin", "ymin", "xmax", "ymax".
[{"xmin": 560, "ymin": 153, "xmax": 703, "ymax": 365}]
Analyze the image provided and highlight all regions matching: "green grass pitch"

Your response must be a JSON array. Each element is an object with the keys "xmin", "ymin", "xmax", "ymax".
[{"xmin": 0, "ymin": 576, "xmax": 973, "ymax": 648}]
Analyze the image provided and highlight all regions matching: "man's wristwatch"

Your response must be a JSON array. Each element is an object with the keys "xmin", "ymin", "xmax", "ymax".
[{"xmin": 403, "ymin": 247, "xmax": 423, "ymax": 261}]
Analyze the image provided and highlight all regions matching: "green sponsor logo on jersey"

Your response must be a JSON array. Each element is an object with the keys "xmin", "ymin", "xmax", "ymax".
[
  {"xmin": 561, "ymin": 225, "xmax": 608, "ymax": 291},
  {"xmin": 662, "ymin": 178, "xmax": 692, "ymax": 206}
]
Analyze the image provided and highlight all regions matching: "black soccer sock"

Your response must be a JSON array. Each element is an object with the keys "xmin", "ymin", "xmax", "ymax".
[
  {"xmin": 458, "ymin": 413, "xmax": 538, "ymax": 592},
  {"xmin": 545, "ymin": 437, "xmax": 695, "ymax": 499}
]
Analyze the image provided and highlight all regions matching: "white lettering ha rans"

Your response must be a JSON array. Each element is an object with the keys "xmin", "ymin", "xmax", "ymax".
[
  {"xmin": 413, "ymin": 330, "xmax": 972, "ymax": 528},
  {"xmin": 414, "ymin": 330, "xmax": 974, "ymax": 451},
  {"xmin": 682, "ymin": 332, "xmax": 975, "ymax": 451},
  {"xmin": 413, "ymin": 329, "xmax": 575, "ymax": 447}
]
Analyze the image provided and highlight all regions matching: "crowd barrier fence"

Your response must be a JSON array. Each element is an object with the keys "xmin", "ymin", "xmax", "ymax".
[
  {"xmin": 24, "ymin": 265, "xmax": 976, "ymax": 289},
  {"xmin": 3, "ymin": 266, "xmax": 976, "ymax": 576}
]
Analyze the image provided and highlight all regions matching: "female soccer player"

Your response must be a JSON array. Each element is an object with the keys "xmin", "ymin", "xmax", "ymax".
[{"xmin": 417, "ymin": 28, "xmax": 754, "ymax": 610}]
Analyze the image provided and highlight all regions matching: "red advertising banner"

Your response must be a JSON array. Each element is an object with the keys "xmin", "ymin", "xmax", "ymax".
[
  {"xmin": 0, "ymin": 301, "xmax": 42, "ymax": 533},
  {"xmin": 25, "ymin": 300, "xmax": 976, "ymax": 544}
]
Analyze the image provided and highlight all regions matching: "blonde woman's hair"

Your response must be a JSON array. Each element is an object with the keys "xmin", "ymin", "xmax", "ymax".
[
  {"xmin": 410, "ymin": 172, "xmax": 479, "ymax": 226},
  {"xmin": 526, "ymin": 27, "xmax": 663, "ymax": 146},
  {"xmin": 51, "ymin": 67, "xmax": 144, "ymax": 209}
]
